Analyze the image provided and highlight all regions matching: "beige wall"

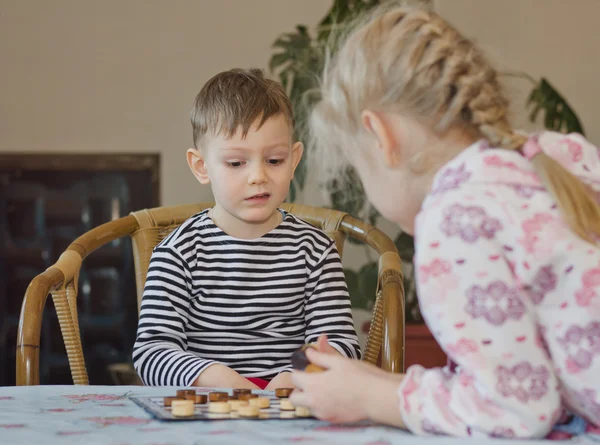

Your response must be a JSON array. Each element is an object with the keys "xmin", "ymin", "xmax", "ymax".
[
  {"xmin": 0, "ymin": 0, "xmax": 329, "ymax": 206},
  {"xmin": 435, "ymin": 0, "xmax": 600, "ymax": 144},
  {"xmin": 1, "ymin": 0, "xmax": 598, "ymax": 212}
]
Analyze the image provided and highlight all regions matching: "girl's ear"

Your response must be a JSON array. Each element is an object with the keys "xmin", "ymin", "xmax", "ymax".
[
  {"xmin": 186, "ymin": 148, "xmax": 211, "ymax": 184},
  {"xmin": 361, "ymin": 110, "xmax": 401, "ymax": 167},
  {"xmin": 290, "ymin": 141, "xmax": 304, "ymax": 178}
]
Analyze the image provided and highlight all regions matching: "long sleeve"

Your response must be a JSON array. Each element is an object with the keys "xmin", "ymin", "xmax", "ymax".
[
  {"xmin": 304, "ymin": 241, "xmax": 362, "ymax": 359},
  {"xmin": 132, "ymin": 246, "xmax": 217, "ymax": 386},
  {"xmin": 398, "ymin": 191, "xmax": 561, "ymax": 438}
]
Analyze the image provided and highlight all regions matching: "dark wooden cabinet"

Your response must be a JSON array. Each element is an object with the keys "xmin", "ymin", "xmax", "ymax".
[{"xmin": 0, "ymin": 154, "xmax": 159, "ymax": 385}]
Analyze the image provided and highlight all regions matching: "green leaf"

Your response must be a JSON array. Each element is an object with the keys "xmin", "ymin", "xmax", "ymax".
[
  {"xmin": 317, "ymin": 0, "xmax": 382, "ymax": 43},
  {"xmin": 287, "ymin": 180, "xmax": 297, "ymax": 203},
  {"xmin": 294, "ymin": 155, "xmax": 308, "ymax": 189},
  {"xmin": 527, "ymin": 78, "xmax": 585, "ymax": 135},
  {"xmin": 328, "ymin": 166, "xmax": 378, "ymax": 224},
  {"xmin": 358, "ymin": 261, "xmax": 379, "ymax": 300},
  {"xmin": 268, "ymin": 53, "xmax": 291, "ymax": 73},
  {"xmin": 394, "ymin": 232, "xmax": 415, "ymax": 263},
  {"xmin": 344, "ymin": 268, "xmax": 367, "ymax": 309},
  {"xmin": 345, "ymin": 262, "xmax": 378, "ymax": 310}
]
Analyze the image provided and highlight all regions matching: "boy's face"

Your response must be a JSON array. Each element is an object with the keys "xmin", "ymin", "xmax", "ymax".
[{"xmin": 187, "ymin": 114, "xmax": 303, "ymax": 232}]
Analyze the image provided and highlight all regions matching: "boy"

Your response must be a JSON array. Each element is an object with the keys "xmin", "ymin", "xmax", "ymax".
[{"xmin": 132, "ymin": 68, "xmax": 361, "ymax": 390}]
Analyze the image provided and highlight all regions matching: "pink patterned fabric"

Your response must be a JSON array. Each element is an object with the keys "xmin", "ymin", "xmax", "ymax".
[
  {"xmin": 398, "ymin": 132, "xmax": 600, "ymax": 438},
  {"xmin": 521, "ymin": 137, "xmax": 544, "ymax": 160}
]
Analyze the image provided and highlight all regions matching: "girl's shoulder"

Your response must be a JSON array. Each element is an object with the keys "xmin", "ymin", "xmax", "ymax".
[{"xmin": 431, "ymin": 132, "xmax": 600, "ymax": 198}]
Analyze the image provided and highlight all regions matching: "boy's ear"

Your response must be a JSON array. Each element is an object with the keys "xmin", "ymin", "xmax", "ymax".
[
  {"xmin": 361, "ymin": 110, "xmax": 401, "ymax": 168},
  {"xmin": 186, "ymin": 148, "xmax": 211, "ymax": 184},
  {"xmin": 290, "ymin": 141, "xmax": 304, "ymax": 178}
]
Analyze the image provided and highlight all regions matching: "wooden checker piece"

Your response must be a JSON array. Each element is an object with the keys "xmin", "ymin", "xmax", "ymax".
[
  {"xmin": 176, "ymin": 389, "xmax": 196, "ymax": 399},
  {"xmin": 291, "ymin": 344, "xmax": 325, "ymax": 372},
  {"xmin": 279, "ymin": 399, "xmax": 295, "ymax": 411},
  {"xmin": 229, "ymin": 399, "xmax": 249, "ymax": 411},
  {"xmin": 248, "ymin": 396, "xmax": 270, "ymax": 409},
  {"xmin": 209, "ymin": 391, "xmax": 229, "ymax": 402},
  {"xmin": 208, "ymin": 401, "xmax": 231, "ymax": 414},
  {"xmin": 295, "ymin": 406, "xmax": 311, "ymax": 417},
  {"xmin": 237, "ymin": 393, "xmax": 258, "ymax": 401},
  {"xmin": 232, "ymin": 388, "xmax": 251, "ymax": 397},
  {"xmin": 163, "ymin": 396, "xmax": 178, "ymax": 407},
  {"xmin": 238, "ymin": 405, "xmax": 260, "ymax": 418},
  {"xmin": 171, "ymin": 399, "xmax": 194, "ymax": 417},
  {"xmin": 185, "ymin": 394, "xmax": 207, "ymax": 404},
  {"xmin": 275, "ymin": 388, "xmax": 293, "ymax": 398}
]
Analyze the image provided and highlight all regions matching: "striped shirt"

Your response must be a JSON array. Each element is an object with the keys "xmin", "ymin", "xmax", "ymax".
[{"xmin": 132, "ymin": 210, "xmax": 361, "ymax": 386}]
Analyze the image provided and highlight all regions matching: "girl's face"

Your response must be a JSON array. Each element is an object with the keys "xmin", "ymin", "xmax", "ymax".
[
  {"xmin": 349, "ymin": 111, "xmax": 478, "ymax": 235},
  {"xmin": 350, "ymin": 148, "xmax": 424, "ymax": 236},
  {"xmin": 348, "ymin": 112, "xmax": 433, "ymax": 236}
]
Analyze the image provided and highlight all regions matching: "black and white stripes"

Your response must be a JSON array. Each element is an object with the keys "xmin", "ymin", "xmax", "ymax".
[{"xmin": 132, "ymin": 210, "xmax": 361, "ymax": 386}]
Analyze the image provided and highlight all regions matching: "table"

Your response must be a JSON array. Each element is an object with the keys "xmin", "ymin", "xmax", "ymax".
[{"xmin": 0, "ymin": 385, "xmax": 594, "ymax": 444}]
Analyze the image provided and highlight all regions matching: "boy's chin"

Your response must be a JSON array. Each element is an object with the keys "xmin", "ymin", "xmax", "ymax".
[{"xmin": 237, "ymin": 207, "xmax": 281, "ymax": 224}]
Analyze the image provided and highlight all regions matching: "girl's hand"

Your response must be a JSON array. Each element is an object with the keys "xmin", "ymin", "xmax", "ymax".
[
  {"xmin": 290, "ymin": 348, "xmax": 407, "ymax": 428},
  {"xmin": 314, "ymin": 334, "xmax": 339, "ymax": 355}
]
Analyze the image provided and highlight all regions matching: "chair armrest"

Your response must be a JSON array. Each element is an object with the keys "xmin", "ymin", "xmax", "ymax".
[
  {"xmin": 16, "ymin": 267, "xmax": 65, "ymax": 385},
  {"xmin": 16, "ymin": 215, "xmax": 140, "ymax": 385},
  {"xmin": 379, "ymin": 252, "xmax": 405, "ymax": 373}
]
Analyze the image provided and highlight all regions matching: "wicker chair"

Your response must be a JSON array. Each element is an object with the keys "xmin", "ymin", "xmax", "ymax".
[{"xmin": 16, "ymin": 203, "xmax": 405, "ymax": 385}]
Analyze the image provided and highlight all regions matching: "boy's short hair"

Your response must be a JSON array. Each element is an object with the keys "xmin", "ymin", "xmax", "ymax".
[{"xmin": 190, "ymin": 68, "xmax": 294, "ymax": 148}]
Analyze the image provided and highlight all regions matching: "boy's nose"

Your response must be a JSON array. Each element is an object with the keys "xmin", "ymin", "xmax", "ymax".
[{"xmin": 248, "ymin": 164, "xmax": 268, "ymax": 185}]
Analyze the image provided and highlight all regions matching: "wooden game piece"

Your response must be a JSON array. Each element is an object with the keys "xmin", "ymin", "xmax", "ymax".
[
  {"xmin": 193, "ymin": 394, "xmax": 207, "ymax": 404},
  {"xmin": 171, "ymin": 399, "xmax": 195, "ymax": 417},
  {"xmin": 228, "ymin": 399, "xmax": 249, "ymax": 412},
  {"xmin": 280, "ymin": 411, "xmax": 295, "ymax": 419},
  {"xmin": 163, "ymin": 396, "xmax": 178, "ymax": 407},
  {"xmin": 232, "ymin": 388, "xmax": 251, "ymax": 396},
  {"xmin": 208, "ymin": 402, "xmax": 231, "ymax": 414},
  {"xmin": 237, "ymin": 393, "xmax": 258, "ymax": 401},
  {"xmin": 275, "ymin": 388, "xmax": 293, "ymax": 398},
  {"xmin": 238, "ymin": 405, "xmax": 260, "ymax": 418},
  {"xmin": 295, "ymin": 406, "xmax": 311, "ymax": 417},
  {"xmin": 291, "ymin": 344, "xmax": 325, "ymax": 372},
  {"xmin": 176, "ymin": 389, "xmax": 196, "ymax": 399},
  {"xmin": 279, "ymin": 399, "xmax": 295, "ymax": 411},
  {"xmin": 248, "ymin": 397, "xmax": 270, "ymax": 409},
  {"xmin": 209, "ymin": 391, "xmax": 229, "ymax": 402}
]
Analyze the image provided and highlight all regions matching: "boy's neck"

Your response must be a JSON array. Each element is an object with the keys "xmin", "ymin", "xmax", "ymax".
[{"xmin": 209, "ymin": 205, "xmax": 283, "ymax": 240}]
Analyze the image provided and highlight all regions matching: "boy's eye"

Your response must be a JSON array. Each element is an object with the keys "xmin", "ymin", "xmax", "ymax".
[
  {"xmin": 267, "ymin": 159, "xmax": 284, "ymax": 165},
  {"xmin": 226, "ymin": 161, "xmax": 244, "ymax": 168}
]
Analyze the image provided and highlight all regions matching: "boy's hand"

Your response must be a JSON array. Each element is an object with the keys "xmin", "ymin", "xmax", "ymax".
[
  {"xmin": 192, "ymin": 364, "xmax": 260, "ymax": 389},
  {"xmin": 265, "ymin": 371, "xmax": 293, "ymax": 390}
]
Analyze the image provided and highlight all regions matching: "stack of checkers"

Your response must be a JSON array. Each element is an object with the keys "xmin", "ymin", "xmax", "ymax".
[{"xmin": 161, "ymin": 388, "xmax": 311, "ymax": 419}]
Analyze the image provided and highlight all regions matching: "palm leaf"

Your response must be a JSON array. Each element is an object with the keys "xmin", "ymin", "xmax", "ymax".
[{"xmin": 527, "ymin": 77, "xmax": 585, "ymax": 135}]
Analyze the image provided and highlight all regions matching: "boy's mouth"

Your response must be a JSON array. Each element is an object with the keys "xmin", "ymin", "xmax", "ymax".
[{"xmin": 246, "ymin": 193, "xmax": 271, "ymax": 201}]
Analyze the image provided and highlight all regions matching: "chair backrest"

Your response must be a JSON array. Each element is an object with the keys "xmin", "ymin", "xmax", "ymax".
[
  {"xmin": 129, "ymin": 203, "xmax": 349, "ymax": 311},
  {"xmin": 128, "ymin": 203, "xmax": 404, "ymax": 370}
]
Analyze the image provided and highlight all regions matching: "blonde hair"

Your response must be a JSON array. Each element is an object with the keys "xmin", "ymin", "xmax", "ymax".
[
  {"xmin": 191, "ymin": 68, "xmax": 294, "ymax": 148},
  {"xmin": 312, "ymin": 4, "xmax": 600, "ymax": 243}
]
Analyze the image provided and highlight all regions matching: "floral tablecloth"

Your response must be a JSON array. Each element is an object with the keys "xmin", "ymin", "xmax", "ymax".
[{"xmin": 0, "ymin": 385, "xmax": 596, "ymax": 445}]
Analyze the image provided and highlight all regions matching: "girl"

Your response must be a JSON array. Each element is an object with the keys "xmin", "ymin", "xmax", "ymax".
[{"xmin": 290, "ymin": 4, "xmax": 600, "ymax": 439}]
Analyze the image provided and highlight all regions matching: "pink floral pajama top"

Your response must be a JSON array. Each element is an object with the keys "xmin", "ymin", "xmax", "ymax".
[{"xmin": 398, "ymin": 132, "xmax": 600, "ymax": 438}]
